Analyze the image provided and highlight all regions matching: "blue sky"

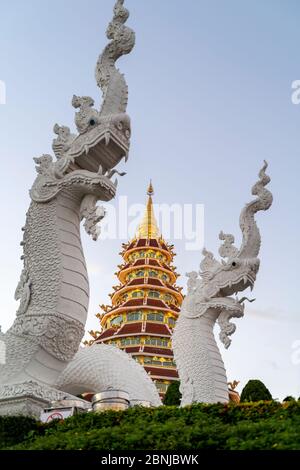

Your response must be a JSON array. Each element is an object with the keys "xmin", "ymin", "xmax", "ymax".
[{"xmin": 0, "ymin": 0, "xmax": 299, "ymax": 400}]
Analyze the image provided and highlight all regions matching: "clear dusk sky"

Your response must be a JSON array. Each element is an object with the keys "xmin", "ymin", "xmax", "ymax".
[{"xmin": 0, "ymin": 0, "xmax": 299, "ymax": 400}]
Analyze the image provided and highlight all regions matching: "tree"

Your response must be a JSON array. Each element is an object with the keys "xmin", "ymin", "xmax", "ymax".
[
  {"xmin": 163, "ymin": 381, "xmax": 181, "ymax": 406},
  {"xmin": 240, "ymin": 380, "xmax": 272, "ymax": 402},
  {"xmin": 283, "ymin": 396, "xmax": 296, "ymax": 402}
]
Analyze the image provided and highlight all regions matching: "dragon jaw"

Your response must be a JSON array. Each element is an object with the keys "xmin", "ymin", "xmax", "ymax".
[
  {"xmin": 205, "ymin": 257, "xmax": 260, "ymax": 299},
  {"xmin": 30, "ymin": 151, "xmax": 125, "ymax": 205}
]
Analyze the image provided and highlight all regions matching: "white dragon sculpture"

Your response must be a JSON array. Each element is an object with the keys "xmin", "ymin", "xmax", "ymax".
[
  {"xmin": 173, "ymin": 161, "xmax": 273, "ymax": 405},
  {"xmin": 0, "ymin": 0, "xmax": 161, "ymax": 413}
]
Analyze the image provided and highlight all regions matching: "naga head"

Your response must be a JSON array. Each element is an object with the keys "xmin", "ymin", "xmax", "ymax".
[
  {"xmin": 46, "ymin": 0, "xmax": 135, "ymax": 181},
  {"xmin": 199, "ymin": 161, "xmax": 272, "ymax": 301},
  {"xmin": 181, "ymin": 162, "xmax": 273, "ymax": 348},
  {"xmin": 30, "ymin": 151, "xmax": 123, "ymax": 205},
  {"xmin": 29, "ymin": 0, "xmax": 135, "ymax": 226},
  {"xmin": 200, "ymin": 249, "xmax": 260, "ymax": 300}
]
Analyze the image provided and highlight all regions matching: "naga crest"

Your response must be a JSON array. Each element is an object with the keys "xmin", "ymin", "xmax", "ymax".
[
  {"xmin": 181, "ymin": 161, "xmax": 273, "ymax": 348},
  {"xmin": 30, "ymin": 0, "xmax": 135, "ymax": 215}
]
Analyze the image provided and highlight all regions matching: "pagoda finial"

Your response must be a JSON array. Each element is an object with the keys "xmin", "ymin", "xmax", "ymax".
[
  {"xmin": 147, "ymin": 180, "xmax": 154, "ymax": 197},
  {"xmin": 137, "ymin": 182, "xmax": 160, "ymax": 239}
]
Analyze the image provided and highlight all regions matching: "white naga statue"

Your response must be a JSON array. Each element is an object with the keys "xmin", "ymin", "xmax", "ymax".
[
  {"xmin": 173, "ymin": 162, "xmax": 273, "ymax": 405},
  {"xmin": 0, "ymin": 0, "xmax": 160, "ymax": 416}
]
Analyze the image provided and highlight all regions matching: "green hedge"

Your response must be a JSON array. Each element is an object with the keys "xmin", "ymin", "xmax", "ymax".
[
  {"xmin": 1, "ymin": 401, "xmax": 300, "ymax": 450},
  {"xmin": 0, "ymin": 415, "xmax": 39, "ymax": 448}
]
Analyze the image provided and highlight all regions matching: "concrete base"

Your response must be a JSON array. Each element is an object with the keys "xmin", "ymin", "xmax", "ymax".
[
  {"xmin": 0, "ymin": 380, "xmax": 86, "ymax": 419},
  {"xmin": 0, "ymin": 396, "xmax": 50, "ymax": 419}
]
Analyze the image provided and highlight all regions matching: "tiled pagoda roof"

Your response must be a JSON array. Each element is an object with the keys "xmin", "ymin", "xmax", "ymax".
[
  {"xmin": 95, "ymin": 328, "xmax": 116, "ymax": 341},
  {"xmin": 91, "ymin": 183, "xmax": 183, "ymax": 395},
  {"xmin": 143, "ymin": 347, "xmax": 173, "ymax": 357},
  {"xmin": 115, "ymin": 322, "xmax": 143, "ymax": 335},
  {"xmin": 95, "ymin": 321, "xmax": 172, "ymax": 341},
  {"xmin": 121, "ymin": 236, "xmax": 175, "ymax": 263},
  {"xmin": 144, "ymin": 323, "xmax": 171, "ymax": 336},
  {"xmin": 127, "ymin": 277, "xmax": 164, "ymax": 287},
  {"xmin": 122, "ymin": 346, "xmax": 141, "ymax": 354},
  {"xmin": 145, "ymin": 367, "xmax": 179, "ymax": 379},
  {"xmin": 104, "ymin": 298, "xmax": 180, "ymax": 317}
]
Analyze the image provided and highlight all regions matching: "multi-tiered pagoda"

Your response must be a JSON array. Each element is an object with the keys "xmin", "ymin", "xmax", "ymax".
[{"xmin": 89, "ymin": 183, "xmax": 183, "ymax": 396}]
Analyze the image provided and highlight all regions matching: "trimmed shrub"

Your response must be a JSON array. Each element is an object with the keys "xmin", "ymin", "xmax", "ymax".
[
  {"xmin": 163, "ymin": 381, "xmax": 181, "ymax": 406},
  {"xmin": 283, "ymin": 396, "xmax": 296, "ymax": 402},
  {"xmin": 240, "ymin": 380, "xmax": 272, "ymax": 402}
]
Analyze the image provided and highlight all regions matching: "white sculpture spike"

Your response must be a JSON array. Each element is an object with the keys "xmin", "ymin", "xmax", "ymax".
[
  {"xmin": 95, "ymin": 0, "xmax": 135, "ymax": 116},
  {"xmin": 172, "ymin": 162, "xmax": 273, "ymax": 405},
  {"xmin": 0, "ymin": 1, "xmax": 160, "ymax": 417}
]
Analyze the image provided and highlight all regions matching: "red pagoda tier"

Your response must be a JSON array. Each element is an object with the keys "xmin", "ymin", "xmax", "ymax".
[{"xmin": 87, "ymin": 182, "xmax": 183, "ymax": 397}]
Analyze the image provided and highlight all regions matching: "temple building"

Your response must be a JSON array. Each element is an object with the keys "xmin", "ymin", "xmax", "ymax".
[{"xmin": 88, "ymin": 183, "xmax": 184, "ymax": 397}]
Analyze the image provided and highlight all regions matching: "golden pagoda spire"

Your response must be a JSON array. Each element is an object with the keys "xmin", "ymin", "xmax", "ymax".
[
  {"xmin": 136, "ymin": 181, "xmax": 160, "ymax": 239},
  {"xmin": 91, "ymin": 181, "xmax": 184, "ymax": 398}
]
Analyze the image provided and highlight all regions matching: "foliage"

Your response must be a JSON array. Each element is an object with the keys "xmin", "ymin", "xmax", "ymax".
[
  {"xmin": 283, "ymin": 396, "xmax": 296, "ymax": 402},
  {"xmin": 163, "ymin": 381, "xmax": 181, "ymax": 406},
  {"xmin": 1, "ymin": 401, "xmax": 300, "ymax": 450},
  {"xmin": 0, "ymin": 415, "xmax": 39, "ymax": 448},
  {"xmin": 240, "ymin": 380, "xmax": 272, "ymax": 402}
]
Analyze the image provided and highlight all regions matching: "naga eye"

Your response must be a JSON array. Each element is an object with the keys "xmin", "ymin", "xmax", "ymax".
[
  {"xmin": 89, "ymin": 119, "xmax": 96, "ymax": 126},
  {"xmin": 232, "ymin": 262, "xmax": 237, "ymax": 267}
]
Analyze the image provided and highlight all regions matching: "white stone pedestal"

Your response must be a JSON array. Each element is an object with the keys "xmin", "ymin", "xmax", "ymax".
[{"xmin": 0, "ymin": 381, "xmax": 87, "ymax": 419}]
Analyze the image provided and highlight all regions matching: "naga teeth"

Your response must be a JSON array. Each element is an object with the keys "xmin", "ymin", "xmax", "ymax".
[
  {"xmin": 106, "ymin": 170, "xmax": 127, "ymax": 180},
  {"xmin": 84, "ymin": 144, "xmax": 89, "ymax": 155},
  {"xmin": 98, "ymin": 165, "xmax": 103, "ymax": 175},
  {"xmin": 114, "ymin": 178, "xmax": 118, "ymax": 188},
  {"xmin": 124, "ymin": 152, "xmax": 129, "ymax": 162},
  {"xmin": 105, "ymin": 132, "xmax": 110, "ymax": 146},
  {"xmin": 243, "ymin": 276, "xmax": 248, "ymax": 284}
]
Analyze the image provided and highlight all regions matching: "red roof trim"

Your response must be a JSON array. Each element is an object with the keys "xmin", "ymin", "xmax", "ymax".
[
  {"xmin": 145, "ymin": 367, "xmax": 179, "ymax": 378},
  {"xmin": 146, "ymin": 298, "xmax": 168, "ymax": 308},
  {"xmin": 143, "ymin": 346, "xmax": 173, "ymax": 357},
  {"xmin": 169, "ymin": 303, "xmax": 180, "ymax": 312},
  {"xmin": 123, "ymin": 299, "xmax": 144, "ymax": 307},
  {"xmin": 117, "ymin": 323, "xmax": 143, "ymax": 334},
  {"xmin": 122, "ymin": 346, "xmax": 141, "ymax": 353},
  {"xmin": 127, "ymin": 278, "xmax": 164, "ymax": 288},
  {"xmin": 145, "ymin": 323, "xmax": 171, "ymax": 335},
  {"xmin": 94, "ymin": 328, "xmax": 116, "ymax": 341},
  {"xmin": 102, "ymin": 302, "xmax": 180, "ymax": 318},
  {"xmin": 133, "ymin": 259, "xmax": 146, "ymax": 266}
]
